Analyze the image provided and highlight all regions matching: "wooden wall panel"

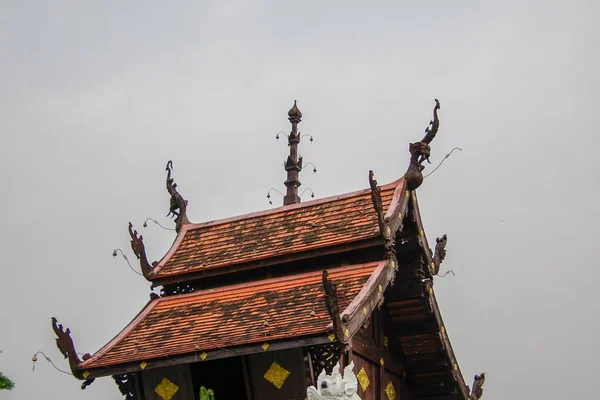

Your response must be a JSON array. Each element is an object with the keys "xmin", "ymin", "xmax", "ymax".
[
  {"xmin": 141, "ymin": 365, "xmax": 195, "ymax": 400},
  {"xmin": 246, "ymin": 348, "xmax": 309, "ymax": 400},
  {"xmin": 351, "ymin": 353, "xmax": 379, "ymax": 400},
  {"xmin": 383, "ymin": 369, "xmax": 412, "ymax": 400}
]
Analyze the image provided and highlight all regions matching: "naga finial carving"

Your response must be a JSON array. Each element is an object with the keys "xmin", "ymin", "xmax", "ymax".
[
  {"xmin": 307, "ymin": 361, "xmax": 361, "ymax": 400},
  {"xmin": 430, "ymin": 234, "xmax": 447, "ymax": 275},
  {"xmin": 368, "ymin": 170, "xmax": 385, "ymax": 231},
  {"xmin": 165, "ymin": 161, "xmax": 190, "ymax": 232},
  {"xmin": 51, "ymin": 317, "xmax": 84, "ymax": 377},
  {"xmin": 406, "ymin": 99, "xmax": 441, "ymax": 190},
  {"xmin": 369, "ymin": 171, "xmax": 395, "ymax": 258},
  {"xmin": 322, "ymin": 271, "xmax": 345, "ymax": 343},
  {"xmin": 469, "ymin": 373, "xmax": 485, "ymax": 400},
  {"xmin": 128, "ymin": 222, "xmax": 157, "ymax": 279}
]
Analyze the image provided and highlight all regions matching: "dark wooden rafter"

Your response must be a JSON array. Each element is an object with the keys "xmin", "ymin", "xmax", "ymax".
[
  {"xmin": 406, "ymin": 99, "xmax": 441, "ymax": 190},
  {"xmin": 113, "ymin": 373, "xmax": 138, "ymax": 399},
  {"xmin": 322, "ymin": 270, "xmax": 345, "ymax": 342},
  {"xmin": 369, "ymin": 170, "xmax": 395, "ymax": 258},
  {"xmin": 51, "ymin": 317, "xmax": 89, "ymax": 379},
  {"xmin": 128, "ymin": 222, "xmax": 157, "ymax": 280},
  {"xmin": 165, "ymin": 160, "xmax": 190, "ymax": 233},
  {"xmin": 468, "ymin": 373, "xmax": 486, "ymax": 400}
]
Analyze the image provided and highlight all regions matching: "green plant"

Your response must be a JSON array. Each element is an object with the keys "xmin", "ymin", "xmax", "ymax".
[
  {"xmin": 199, "ymin": 386, "xmax": 215, "ymax": 400},
  {"xmin": 0, "ymin": 372, "xmax": 15, "ymax": 391}
]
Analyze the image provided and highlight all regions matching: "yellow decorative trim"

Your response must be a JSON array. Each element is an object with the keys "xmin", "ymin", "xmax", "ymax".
[
  {"xmin": 357, "ymin": 367, "xmax": 370, "ymax": 392},
  {"xmin": 263, "ymin": 362, "xmax": 290, "ymax": 389},
  {"xmin": 261, "ymin": 342, "xmax": 270, "ymax": 351},
  {"xmin": 405, "ymin": 190, "xmax": 410, "ymax": 197},
  {"xmin": 363, "ymin": 307, "xmax": 367, "ymax": 316},
  {"xmin": 453, "ymin": 363, "xmax": 458, "ymax": 371},
  {"xmin": 378, "ymin": 284, "xmax": 383, "ymax": 293},
  {"xmin": 344, "ymin": 328, "xmax": 350, "ymax": 338},
  {"xmin": 384, "ymin": 336, "xmax": 389, "ymax": 348},
  {"xmin": 419, "ymin": 229, "xmax": 424, "ymax": 237},
  {"xmin": 428, "ymin": 287, "xmax": 433, "ymax": 295},
  {"xmin": 386, "ymin": 226, "xmax": 391, "ymax": 236},
  {"xmin": 385, "ymin": 381, "xmax": 397, "ymax": 400},
  {"xmin": 380, "ymin": 358, "xmax": 385, "ymax": 366},
  {"xmin": 397, "ymin": 212, "xmax": 402, "ymax": 220},
  {"xmin": 441, "ymin": 326, "xmax": 445, "ymax": 334},
  {"xmin": 328, "ymin": 333, "xmax": 336, "ymax": 342},
  {"xmin": 391, "ymin": 260, "xmax": 396, "ymax": 269},
  {"xmin": 140, "ymin": 361, "xmax": 147, "ymax": 370},
  {"xmin": 154, "ymin": 377, "xmax": 179, "ymax": 400},
  {"xmin": 200, "ymin": 352, "xmax": 208, "ymax": 361},
  {"xmin": 82, "ymin": 371, "xmax": 90, "ymax": 379}
]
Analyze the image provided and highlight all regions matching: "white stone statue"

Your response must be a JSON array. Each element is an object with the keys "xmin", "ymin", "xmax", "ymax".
[{"xmin": 307, "ymin": 361, "xmax": 361, "ymax": 400}]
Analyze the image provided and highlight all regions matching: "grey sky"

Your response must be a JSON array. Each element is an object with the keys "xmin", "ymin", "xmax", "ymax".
[{"xmin": 1, "ymin": 1, "xmax": 598, "ymax": 399}]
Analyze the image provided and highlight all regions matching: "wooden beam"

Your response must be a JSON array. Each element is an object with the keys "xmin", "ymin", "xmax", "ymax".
[{"xmin": 79, "ymin": 336, "xmax": 330, "ymax": 379}]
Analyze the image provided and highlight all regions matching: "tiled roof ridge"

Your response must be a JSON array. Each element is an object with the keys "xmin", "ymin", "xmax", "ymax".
[
  {"xmin": 80, "ymin": 262, "xmax": 382, "ymax": 369},
  {"xmin": 151, "ymin": 177, "xmax": 404, "ymax": 276},
  {"xmin": 186, "ymin": 177, "xmax": 403, "ymax": 231}
]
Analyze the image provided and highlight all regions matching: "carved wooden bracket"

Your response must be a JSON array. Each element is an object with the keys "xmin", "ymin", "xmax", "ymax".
[
  {"xmin": 113, "ymin": 373, "xmax": 138, "ymax": 399},
  {"xmin": 81, "ymin": 378, "xmax": 95, "ymax": 390},
  {"xmin": 308, "ymin": 342, "xmax": 345, "ymax": 383},
  {"xmin": 469, "ymin": 373, "xmax": 485, "ymax": 400},
  {"xmin": 430, "ymin": 234, "xmax": 447, "ymax": 275},
  {"xmin": 166, "ymin": 161, "xmax": 190, "ymax": 232},
  {"xmin": 51, "ymin": 317, "xmax": 87, "ymax": 378},
  {"xmin": 322, "ymin": 271, "xmax": 345, "ymax": 343},
  {"xmin": 369, "ymin": 170, "xmax": 395, "ymax": 258},
  {"xmin": 406, "ymin": 99, "xmax": 441, "ymax": 190},
  {"xmin": 128, "ymin": 222, "xmax": 157, "ymax": 279}
]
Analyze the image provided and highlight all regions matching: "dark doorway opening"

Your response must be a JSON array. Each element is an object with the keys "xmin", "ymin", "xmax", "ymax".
[{"xmin": 191, "ymin": 356, "xmax": 248, "ymax": 399}]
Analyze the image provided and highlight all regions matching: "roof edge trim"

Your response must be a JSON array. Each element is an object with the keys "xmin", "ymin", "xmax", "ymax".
[{"xmin": 80, "ymin": 299, "xmax": 160, "ymax": 369}]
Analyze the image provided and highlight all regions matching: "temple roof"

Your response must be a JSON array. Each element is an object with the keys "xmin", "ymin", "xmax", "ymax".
[
  {"xmin": 148, "ymin": 177, "xmax": 406, "ymax": 281},
  {"xmin": 79, "ymin": 261, "xmax": 392, "ymax": 375}
]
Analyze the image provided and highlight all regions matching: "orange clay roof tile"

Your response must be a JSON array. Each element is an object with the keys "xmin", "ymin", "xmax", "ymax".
[
  {"xmin": 152, "ymin": 178, "xmax": 405, "ymax": 279},
  {"xmin": 80, "ymin": 262, "xmax": 383, "ymax": 369}
]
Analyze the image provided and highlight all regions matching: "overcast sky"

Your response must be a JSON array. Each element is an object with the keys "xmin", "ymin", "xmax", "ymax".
[{"xmin": 1, "ymin": 1, "xmax": 598, "ymax": 399}]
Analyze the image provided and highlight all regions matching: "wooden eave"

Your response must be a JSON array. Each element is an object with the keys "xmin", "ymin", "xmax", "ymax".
[
  {"xmin": 331, "ymin": 257, "xmax": 398, "ymax": 344},
  {"xmin": 409, "ymin": 191, "xmax": 437, "ymax": 278}
]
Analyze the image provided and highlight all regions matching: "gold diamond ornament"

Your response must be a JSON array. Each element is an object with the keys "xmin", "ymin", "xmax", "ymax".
[
  {"xmin": 385, "ymin": 381, "xmax": 397, "ymax": 400},
  {"xmin": 261, "ymin": 342, "xmax": 270, "ymax": 351},
  {"xmin": 155, "ymin": 377, "xmax": 179, "ymax": 400},
  {"xmin": 356, "ymin": 367, "xmax": 370, "ymax": 392},
  {"xmin": 263, "ymin": 362, "xmax": 290, "ymax": 389},
  {"xmin": 328, "ymin": 333, "xmax": 335, "ymax": 342},
  {"xmin": 199, "ymin": 352, "xmax": 208, "ymax": 360}
]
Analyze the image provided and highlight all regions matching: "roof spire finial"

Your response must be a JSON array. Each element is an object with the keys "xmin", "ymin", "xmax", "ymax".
[{"xmin": 283, "ymin": 100, "xmax": 303, "ymax": 205}]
